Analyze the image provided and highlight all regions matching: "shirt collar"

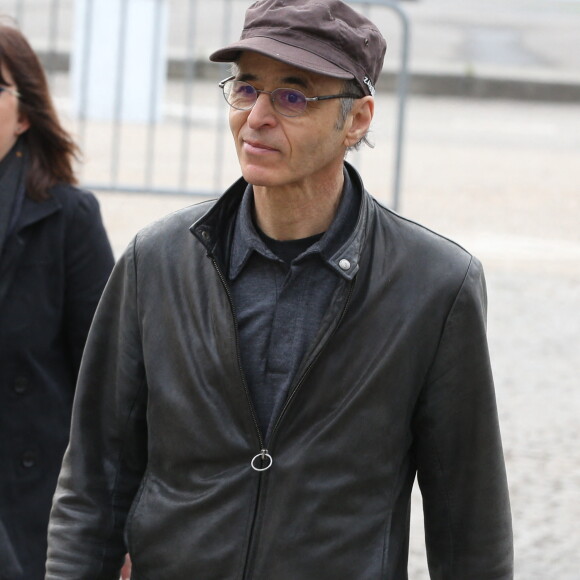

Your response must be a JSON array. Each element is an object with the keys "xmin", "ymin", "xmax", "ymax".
[
  {"xmin": 229, "ymin": 184, "xmax": 281, "ymax": 280},
  {"xmin": 229, "ymin": 166, "xmax": 361, "ymax": 281}
]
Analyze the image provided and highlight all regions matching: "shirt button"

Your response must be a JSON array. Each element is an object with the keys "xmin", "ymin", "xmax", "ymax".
[
  {"xmin": 339, "ymin": 259, "xmax": 351, "ymax": 271},
  {"xmin": 21, "ymin": 451, "xmax": 37, "ymax": 469},
  {"xmin": 13, "ymin": 376, "xmax": 29, "ymax": 395}
]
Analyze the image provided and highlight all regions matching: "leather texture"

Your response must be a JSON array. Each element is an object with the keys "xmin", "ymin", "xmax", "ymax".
[{"xmin": 46, "ymin": 165, "xmax": 513, "ymax": 579}]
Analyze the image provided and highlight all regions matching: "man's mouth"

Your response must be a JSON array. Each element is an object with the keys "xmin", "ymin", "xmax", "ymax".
[{"xmin": 243, "ymin": 139, "xmax": 278, "ymax": 154}]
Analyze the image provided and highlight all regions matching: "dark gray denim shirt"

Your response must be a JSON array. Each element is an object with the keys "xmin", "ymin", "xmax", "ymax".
[{"xmin": 229, "ymin": 169, "xmax": 360, "ymax": 439}]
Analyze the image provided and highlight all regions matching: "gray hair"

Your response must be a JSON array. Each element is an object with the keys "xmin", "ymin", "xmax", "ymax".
[{"xmin": 336, "ymin": 79, "xmax": 374, "ymax": 152}]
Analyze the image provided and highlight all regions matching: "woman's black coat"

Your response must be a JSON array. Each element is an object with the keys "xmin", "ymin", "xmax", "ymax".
[{"xmin": 0, "ymin": 183, "xmax": 114, "ymax": 579}]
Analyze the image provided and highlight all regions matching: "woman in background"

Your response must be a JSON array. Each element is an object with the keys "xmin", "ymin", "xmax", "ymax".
[{"xmin": 0, "ymin": 22, "xmax": 115, "ymax": 579}]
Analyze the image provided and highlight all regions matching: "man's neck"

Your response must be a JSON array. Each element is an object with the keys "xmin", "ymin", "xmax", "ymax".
[{"xmin": 252, "ymin": 169, "xmax": 345, "ymax": 241}]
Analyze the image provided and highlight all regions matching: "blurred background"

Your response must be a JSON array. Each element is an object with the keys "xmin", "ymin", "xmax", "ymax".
[{"xmin": 2, "ymin": 0, "xmax": 579, "ymax": 577}]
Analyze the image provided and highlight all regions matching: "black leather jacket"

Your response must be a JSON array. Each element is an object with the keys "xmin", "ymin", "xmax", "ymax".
[{"xmin": 47, "ymin": 166, "xmax": 513, "ymax": 579}]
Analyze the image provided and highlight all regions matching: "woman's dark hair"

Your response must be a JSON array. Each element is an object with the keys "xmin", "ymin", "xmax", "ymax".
[{"xmin": 0, "ymin": 22, "xmax": 79, "ymax": 200}]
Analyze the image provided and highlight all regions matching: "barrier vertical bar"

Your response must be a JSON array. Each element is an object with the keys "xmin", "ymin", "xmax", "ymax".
[
  {"xmin": 14, "ymin": 0, "xmax": 24, "ymax": 26},
  {"xmin": 111, "ymin": 0, "xmax": 130, "ymax": 187},
  {"xmin": 179, "ymin": 0, "xmax": 198, "ymax": 191},
  {"xmin": 214, "ymin": 0, "xmax": 232, "ymax": 193},
  {"xmin": 76, "ymin": 0, "xmax": 95, "ymax": 179},
  {"xmin": 46, "ymin": 0, "xmax": 61, "ymax": 87},
  {"xmin": 390, "ymin": 4, "xmax": 410, "ymax": 212},
  {"xmin": 144, "ymin": 0, "xmax": 165, "ymax": 189}
]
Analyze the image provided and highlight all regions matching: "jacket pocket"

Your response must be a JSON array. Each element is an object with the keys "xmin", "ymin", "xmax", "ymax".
[{"xmin": 124, "ymin": 470, "xmax": 150, "ymax": 554}]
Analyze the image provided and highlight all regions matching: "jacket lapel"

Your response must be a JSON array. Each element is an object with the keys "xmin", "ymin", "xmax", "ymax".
[{"xmin": 0, "ymin": 195, "xmax": 61, "ymax": 306}]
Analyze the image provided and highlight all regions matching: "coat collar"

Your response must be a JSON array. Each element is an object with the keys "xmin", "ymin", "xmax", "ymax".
[
  {"xmin": 0, "ymin": 194, "xmax": 62, "ymax": 305},
  {"xmin": 14, "ymin": 194, "xmax": 62, "ymax": 233}
]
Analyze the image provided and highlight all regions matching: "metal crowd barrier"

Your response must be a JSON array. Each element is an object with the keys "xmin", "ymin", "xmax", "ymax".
[{"xmin": 2, "ymin": 0, "xmax": 410, "ymax": 210}]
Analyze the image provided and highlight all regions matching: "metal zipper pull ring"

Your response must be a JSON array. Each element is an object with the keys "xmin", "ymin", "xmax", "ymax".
[{"xmin": 251, "ymin": 449, "xmax": 273, "ymax": 472}]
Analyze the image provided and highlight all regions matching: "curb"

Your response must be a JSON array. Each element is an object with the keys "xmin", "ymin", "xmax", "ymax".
[{"xmin": 380, "ymin": 71, "xmax": 580, "ymax": 103}]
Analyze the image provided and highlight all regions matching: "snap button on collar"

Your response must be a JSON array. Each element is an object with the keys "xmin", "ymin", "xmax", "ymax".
[
  {"xmin": 21, "ymin": 451, "xmax": 37, "ymax": 469},
  {"xmin": 13, "ymin": 376, "xmax": 29, "ymax": 395},
  {"xmin": 339, "ymin": 259, "xmax": 351, "ymax": 271}
]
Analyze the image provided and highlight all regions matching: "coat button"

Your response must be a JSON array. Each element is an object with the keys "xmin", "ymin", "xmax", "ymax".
[
  {"xmin": 13, "ymin": 376, "xmax": 29, "ymax": 395},
  {"xmin": 21, "ymin": 451, "xmax": 37, "ymax": 469},
  {"xmin": 339, "ymin": 259, "xmax": 351, "ymax": 271}
]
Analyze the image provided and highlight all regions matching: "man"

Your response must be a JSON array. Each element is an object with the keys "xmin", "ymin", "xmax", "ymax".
[{"xmin": 46, "ymin": 1, "xmax": 513, "ymax": 578}]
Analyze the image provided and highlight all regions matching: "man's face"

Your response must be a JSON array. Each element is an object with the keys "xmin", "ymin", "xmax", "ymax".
[{"xmin": 229, "ymin": 52, "xmax": 351, "ymax": 192}]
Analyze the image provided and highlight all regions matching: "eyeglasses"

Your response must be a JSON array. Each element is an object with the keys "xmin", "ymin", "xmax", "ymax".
[
  {"xmin": 219, "ymin": 76, "xmax": 362, "ymax": 118},
  {"xmin": 0, "ymin": 86, "xmax": 20, "ymax": 98}
]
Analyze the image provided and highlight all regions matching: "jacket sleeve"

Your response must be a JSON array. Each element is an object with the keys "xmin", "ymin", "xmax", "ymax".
[
  {"xmin": 46, "ymin": 238, "xmax": 148, "ymax": 579},
  {"xmin": 63, "ymin": 190, "xmax": 115, "ymax": 379},
  {"xmin": 413, "ymin": 257, "xmax": 513, "ymax": 579}
]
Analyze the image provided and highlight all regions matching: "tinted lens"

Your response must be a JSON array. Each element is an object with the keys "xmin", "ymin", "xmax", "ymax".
[
  {"xmin": 272, "ymin": 88, "xmax": 307, "ymax": 116},
  {"xmin": 225, "ymin": 81, "xmax": 257, "ymax": 110}
]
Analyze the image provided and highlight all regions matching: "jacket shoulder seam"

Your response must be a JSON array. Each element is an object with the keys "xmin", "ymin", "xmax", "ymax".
[{"xmin": 371, "ymin": 197, "xmax": 473, "ymax": 258}]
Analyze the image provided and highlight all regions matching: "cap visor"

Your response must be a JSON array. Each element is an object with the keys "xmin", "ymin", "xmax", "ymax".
[{"xmin": 209, "ymin": 36, "xmax": 353, "ymax": 80}]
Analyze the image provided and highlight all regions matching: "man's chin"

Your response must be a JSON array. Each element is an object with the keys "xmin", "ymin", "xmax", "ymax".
[{"xmin": 240, "ymin": 166, "xmax": 283, "ymax": 189}]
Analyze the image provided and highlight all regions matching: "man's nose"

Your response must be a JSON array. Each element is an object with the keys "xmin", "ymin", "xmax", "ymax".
[{"xmin": 246, "ymin": 92, "xmax": 277, "ymax": 128}]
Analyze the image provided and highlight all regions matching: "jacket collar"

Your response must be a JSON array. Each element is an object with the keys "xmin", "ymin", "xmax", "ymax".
[
  {"xmin": 190, "ymin": 161, "xmax": 371, "ymax": 282},
  {"xmin": 228, "ymin": 167, "xmax": 361, "ymax": 281},
  {"xmin": 0, "ymin": 194, "xmax": 62, "ymax": 306},
  {"xmin": 14, "ymin": 194, "xmax": 62, "ymax": 233}
]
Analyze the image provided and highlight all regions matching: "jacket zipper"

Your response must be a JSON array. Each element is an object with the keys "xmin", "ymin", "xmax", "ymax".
[
  {"xmin": 211, "ymin": 250, "xmax": 355, "ymax": 579},
  {"xmin": 242, "ymin": 279, "xmax": 356, "ymax": 580},
  {"xmin": 210, "ymin": 255, "xmax": 270, "ymax": 580}
]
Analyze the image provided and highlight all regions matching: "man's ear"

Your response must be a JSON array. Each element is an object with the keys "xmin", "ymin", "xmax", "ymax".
[{"xmin": 343, "ymin": 96, "xmax": 374, "ymax": 148}]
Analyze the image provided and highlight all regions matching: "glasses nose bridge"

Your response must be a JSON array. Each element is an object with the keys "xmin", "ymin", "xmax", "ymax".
[
  {"xmin": 250, "ymin": 87, "xmax": 279, "ymax": 117},
  {"xmin": 255, "ymin": 88, "xmax": 277, "ymax": 109}
]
